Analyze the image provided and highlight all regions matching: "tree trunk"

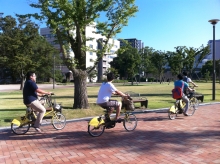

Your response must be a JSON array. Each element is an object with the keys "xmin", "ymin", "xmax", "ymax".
[{"xmin": 73, "ymin": 70, "xmax": 89, "ymax": 109}]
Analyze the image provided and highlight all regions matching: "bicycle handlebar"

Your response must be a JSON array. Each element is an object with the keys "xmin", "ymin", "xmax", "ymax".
[{"xmin": 40, "ymin": 93, "xmax": 54, "ymax": 97}]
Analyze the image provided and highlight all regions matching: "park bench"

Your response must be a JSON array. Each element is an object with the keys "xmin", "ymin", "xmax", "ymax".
[
  {"xmin": 123, "ymin": 91, "xmax": 148, "ymax": 109},
  {"xmin": 194, "ymin": 92, "xmax": 204, "ymax": 102}
]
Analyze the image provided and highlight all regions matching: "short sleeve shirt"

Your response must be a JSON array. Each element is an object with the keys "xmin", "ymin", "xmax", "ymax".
[
  {"xmin": 96, "ymin": 82, "xmax": 117, "ymax": 104},
  {"xmin": 183, "ymin": 76, "xmax": 192, "ymax": 83},
  {"xmin": 23, "ymin": 80, "xmax": 38, "ymax": 105},
  {"xmin": 174, "ymin": 80, "xmax": 189, "ymax": 92}
]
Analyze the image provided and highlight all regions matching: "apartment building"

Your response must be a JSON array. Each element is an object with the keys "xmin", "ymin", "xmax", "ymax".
[
  {"xmin": 119, "ymin": 38, "xmax": 144, "ymax": 51},
  {"xmin": 40, "ymin": 24, "xmax": 120, "ymax": 82}
]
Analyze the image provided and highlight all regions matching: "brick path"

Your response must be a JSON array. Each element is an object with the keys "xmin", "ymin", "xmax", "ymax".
[{"xmin": 0, "ymin": 104, "xmax": 220, "ymax": 164}]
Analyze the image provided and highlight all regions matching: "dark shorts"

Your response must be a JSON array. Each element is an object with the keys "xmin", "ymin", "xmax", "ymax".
[{"xmin": 98, "ymin": 100, "xmax": 120, "ymax": 110}]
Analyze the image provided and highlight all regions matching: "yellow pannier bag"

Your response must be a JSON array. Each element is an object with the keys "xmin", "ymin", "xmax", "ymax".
[
  {"xmin": 89, "ymin": 117, "xmax": 104, "ymax": 127},
  {"xmin": 169, "ymin": 105, "xmax": 177, "ymax": 113}
]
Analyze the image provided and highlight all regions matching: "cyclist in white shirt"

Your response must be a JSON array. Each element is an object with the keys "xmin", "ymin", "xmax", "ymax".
[
  {"xmin": 183, "ymin": 72, "xmax": 198, "ymax": 87},
  {"xmin": 96, "ymin": 73, "xmax": 127, "ymax": 121}
]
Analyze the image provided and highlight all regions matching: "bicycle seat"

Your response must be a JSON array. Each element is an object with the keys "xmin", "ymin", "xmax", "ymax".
[{"xmin": 101, "ymin": 106, "xmax": 112, "ymax": 112}]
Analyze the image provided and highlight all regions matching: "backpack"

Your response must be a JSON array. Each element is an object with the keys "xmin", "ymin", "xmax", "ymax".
[{"xmin": 172, "ymin": 82, "xmax": 184, "ymax": 99}]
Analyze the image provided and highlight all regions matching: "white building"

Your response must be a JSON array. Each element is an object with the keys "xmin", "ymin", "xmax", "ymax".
[
  {"xmin": 196, "ymin": 40, "xmax": 220, "ymax": 69},
  {"xmin": 40, "ymin": 24, "xmax": 120, "ymax": 82}
]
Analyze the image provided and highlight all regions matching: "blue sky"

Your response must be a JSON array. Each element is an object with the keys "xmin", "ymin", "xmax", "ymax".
[{"xmin": 1, "ymin": 0, "xmax": 220, "ymax": 52}]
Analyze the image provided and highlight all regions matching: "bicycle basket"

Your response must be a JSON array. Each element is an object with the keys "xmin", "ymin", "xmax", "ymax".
[
  {"xmin": 53, "ymin": 103, "xmax": 62, "ymax": 113},
  {"xmin": 122, "ymin": 97, "xmax": 135, "ymax": 111}
]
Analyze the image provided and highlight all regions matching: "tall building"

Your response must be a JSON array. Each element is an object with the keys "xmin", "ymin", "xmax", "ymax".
[
  {"xmin": 196, "ymin": 40, "xmax": 220, "ymax": 69},
  {"xmin": 119, "ymin": 38, "xmax": 144, "ymax": 51},
  {"xmin": 40, "ymin": 24, "xmax": 120, "ymax": 82}
]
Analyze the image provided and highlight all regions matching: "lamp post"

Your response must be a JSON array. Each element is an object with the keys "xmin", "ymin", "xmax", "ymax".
[
  {"xmin": 53, "ymin": 55, "xmax": 55, "ymax": 89},
  {"xmin": 219, "ymin": 61, "xmax": 220, "ymax": 84},
  {"xmin": 208, "ymin": 19, "xmax": 219, "ymax": 100}
]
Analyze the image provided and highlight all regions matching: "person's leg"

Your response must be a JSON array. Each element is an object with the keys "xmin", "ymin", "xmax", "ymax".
[
  {"xmin": 182, "ymin": 95, "xmax": 189, "ymax": 115},
  {"xmin": 28, "ymin": 100, "xmax": 46, "ymax": 128},
  {"xmin": 115, "ymin": 102, "xmax": 122, "ymax": 120},
  {"xmin": 106, "ymin": 100, "xmax": 121, "ymax": 120}
]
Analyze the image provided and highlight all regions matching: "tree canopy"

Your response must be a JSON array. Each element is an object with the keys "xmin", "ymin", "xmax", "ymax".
[
  {"xmin": 21, "ymin": 0, "xmax": 138, "ymax": 109},
  {"xmin": 0, "ymin": 15, "xmax": 59, "ymax": 89}
]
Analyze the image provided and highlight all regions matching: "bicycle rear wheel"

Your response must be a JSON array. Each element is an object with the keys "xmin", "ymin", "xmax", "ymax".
[
  {"xmin": 11, "ymin": 123, "xmax": 30, "ymax": 135},
  {"xmin": 123, "ymin": 113, "xmax": 137, "ymax": 131},
  {"xmin": 168, "ymin": 112, "xmax": 177, "ymax": 120},
  {"xmin": 52, "ymin": 113, "xmax": 66, "ymax": 130},
  {"xmin": 88, "ymin": 124, "xmax": 105, "ymax": 137},
  {"xmin": 168, "ymin": 105, "xmax": 178, "ymax": 120}
]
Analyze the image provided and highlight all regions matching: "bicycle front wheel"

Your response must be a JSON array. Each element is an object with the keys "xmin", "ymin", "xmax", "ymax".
[
  {"xmin": 52, "ymin": 113, "xmax": 66, "ymax": 130},
  {"xmin": 123, "ymin": 113, "xmax": 137, "ymax": 131},
  {"xmin": 11, "ymin": 123, "xmax": 30, "ymax": 135},
  {"xmin": 190, "ymin": 97, "xmax": 199, "ymax": 109},
  {"xmin": 187, "ymin": 104, "xmax": 196, "ymax": 116}
]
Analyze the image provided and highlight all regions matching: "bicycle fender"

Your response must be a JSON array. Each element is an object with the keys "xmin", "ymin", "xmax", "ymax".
[
  {"xmin": 169, "ymin": 105, "xmax": 177, "ymax": 113},
  {"xmin": 11, "ymin": 119, "xmax": 21, "ymax": 126},
  {"xmin": 89, "ymin": 117, "xmax": 104, "ymax": 126}
]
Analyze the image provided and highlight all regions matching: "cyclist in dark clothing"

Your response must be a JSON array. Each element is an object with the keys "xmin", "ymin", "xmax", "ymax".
[{"xmin": 23, "ymin": 71, "xmax": 52, "ymax": 133}]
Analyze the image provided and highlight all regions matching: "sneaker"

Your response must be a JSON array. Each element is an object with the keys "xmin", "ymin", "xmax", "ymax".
[{"xmin": 34, "ymin": 127, "xmax": 43, "ymax": 133}]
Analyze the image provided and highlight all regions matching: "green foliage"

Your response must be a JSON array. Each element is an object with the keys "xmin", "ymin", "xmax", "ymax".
[
  {"xmin": 201, "ymin": 60, "xmax": 213, "ymax": 77},
  {"xmin": 21, "ymin": 0, "xmax": 138, "ymax": 108},
  {"xmin": 103, "ymin": 67, "xmax": 119, "ymax": 79},
  {"xmin": 150, "ymin": 50, "xmax": 167, "ymax": 81},
  {"xmin": 110, "ymin": 42, "xmax": 141, "ymax": 82},
  {"xmin": 139, "ymin": 46, "xmax": 155, "ymax": 76},
  {"xmin": 204, "ymin": 71, "xmax": 210, "ymax": 82},
  {"xmin": 87, "ymin": 66, "xmax": 97, "ymax": 82},
  {"xmin": 0, "ymin": 15, "xmax": 60, "ymax": 85},
  {"xmin": 55, "ymin": 70, "xmax": 64, "ymax": 82}
]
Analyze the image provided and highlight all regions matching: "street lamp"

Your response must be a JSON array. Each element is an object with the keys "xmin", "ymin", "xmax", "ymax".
[
  {"xmin": 53, "ymin": 55, "xmax": 55, "ymax": 89},
  {"xmin": 208, "ymin": 19, "xmax": 219, "ymax": 100}
]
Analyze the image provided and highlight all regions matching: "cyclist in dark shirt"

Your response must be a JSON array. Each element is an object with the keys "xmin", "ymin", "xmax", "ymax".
[{"xmin": 23, "ymin": 71, "xmax": 52, "ymax": 133}]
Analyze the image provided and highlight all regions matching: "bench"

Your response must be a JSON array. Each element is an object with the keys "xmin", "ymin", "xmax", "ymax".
[
  {"xmin": 122, "ymin": 91, "xmax": 148, "ymax": 109},
  {"xmin": 194, "ymin": 93, "xmax": 204, "ymax": 102}
]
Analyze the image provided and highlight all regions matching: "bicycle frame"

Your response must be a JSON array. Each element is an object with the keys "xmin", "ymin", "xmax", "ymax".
[
  {"xmin": 11, "ymin": 94, "xmax": 61, "ymax": 126},
  {"xmin": 169, "ymin": 99, "xmax": 185, "ymax": 113}
]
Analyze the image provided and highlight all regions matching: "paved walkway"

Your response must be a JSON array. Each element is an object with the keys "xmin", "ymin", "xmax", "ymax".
[{"xmin": 0, "ymin": 104, "xmax": 220, "ymax": 164}]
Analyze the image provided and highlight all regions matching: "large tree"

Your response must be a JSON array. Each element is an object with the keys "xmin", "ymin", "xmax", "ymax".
[
  {"xmin": 110, "ymin": 42, "xmax": 141, "ymax": 85},
  {"xmin": 150, "ymin": 50, "xmax": 167, "ymax": 83},
  {"xmin": 23, "ymin": 0, "xmax": 138, "ymax": 109},
  {"xmin": 139, "ymin": 46, "xmax": 155, "ymax": 77},
  {"xmin": 0, "ymin": 15, "xmax": 59, "ymax": 89}
]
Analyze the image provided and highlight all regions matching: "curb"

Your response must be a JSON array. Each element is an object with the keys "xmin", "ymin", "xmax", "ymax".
[{"xmin": 1, "ymin": 102, "xmax": 220, "ymax": 132}]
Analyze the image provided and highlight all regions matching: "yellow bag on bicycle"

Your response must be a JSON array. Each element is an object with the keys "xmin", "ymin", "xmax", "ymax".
[
  {"xmin": 169, "ymin": 105, "xmax": 177, "ymax": 113},
  {"xmin": 89, "ymin": 117, "xmax": 104, "ymax": 127}
]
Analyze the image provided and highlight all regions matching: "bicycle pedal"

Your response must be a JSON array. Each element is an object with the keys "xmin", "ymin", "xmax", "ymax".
[{"xmin": 116, "ymin": 118, "xmax": 123, "ymax": 123}]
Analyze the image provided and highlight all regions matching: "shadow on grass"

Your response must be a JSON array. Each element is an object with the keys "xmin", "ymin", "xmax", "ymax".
[{"xmin": 0, "ymin": 109, "xmax": 25, "ymax": 112}]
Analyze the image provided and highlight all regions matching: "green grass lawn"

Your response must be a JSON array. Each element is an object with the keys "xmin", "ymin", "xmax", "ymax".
[{"xmin": 0, "ymin": 82, "xmax": 219, "ymax": 127}]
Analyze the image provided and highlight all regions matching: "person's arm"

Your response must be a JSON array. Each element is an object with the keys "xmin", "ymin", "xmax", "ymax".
[
  {"xmin": 115, "ymin": 90, "xmax": 127, "ymax": 97},
  {"xmin": 36, "ymin": 88, "xmax": 51, "ymax": 95},
  {"xmin": 37, "ymin": 92, "xmax": 44, "ymax": 97},
  {"xmin": 188, "ymin": 78, "xmax": 198, "ymax": 87},
  {"xmin": 191, "ymin": 81, "xmax": 198, "ymax": 87}
]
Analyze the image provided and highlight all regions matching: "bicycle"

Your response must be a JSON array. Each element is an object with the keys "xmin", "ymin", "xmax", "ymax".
[
  {"xmin": 186, "ymin": 86, "xmax": 199, "ymax": 109},
  {"xmin": 11, "ymin": 93, "xmax": 66, "ymax": 135},
  {"xmin": 88, "ymin": 97, "xmax": 137, "ymax": 137},
  {"xmin": 168, "ymin": 89, "xmax": 197, "ymax": 120}
]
